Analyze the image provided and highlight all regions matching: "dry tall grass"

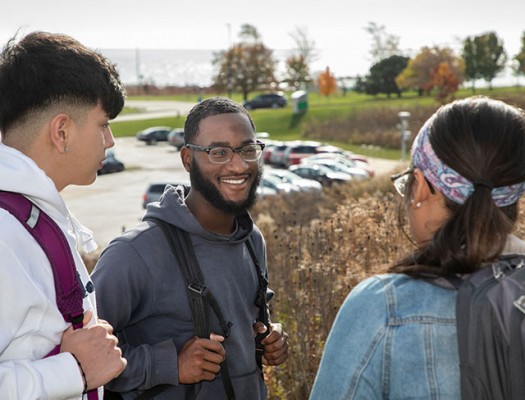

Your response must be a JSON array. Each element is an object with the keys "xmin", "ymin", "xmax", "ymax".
[
  {"xmin": 82, "ymin": 173, "xmax": 525, "ymax": 400},
  {"xmin": 251, "ymin": 177, "xmax": 525, "ymax": 399}
]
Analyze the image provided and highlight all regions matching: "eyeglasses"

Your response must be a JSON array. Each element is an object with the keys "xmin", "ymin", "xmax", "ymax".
[
  {"xmin": 186, "ymin": 142, "xmax": 265, "ymax": 165},
  {"xmin": 390, "ymin": 167, "xmax": 414, "ymax": 197},
  {"xmin": 390, "ymin": 166, "xmax": 436, "ymax": 197}
]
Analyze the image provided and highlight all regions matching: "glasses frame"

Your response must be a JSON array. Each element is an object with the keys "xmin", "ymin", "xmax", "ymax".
[
  {"xmin": 390, "ymin": 165, "xmax": 436, "ymax": 197},
  {"xmin": 390, "ymin": 167, "xmax": 415, "ymax": 197},
  {"xmin": 186, "ymin": 141, "xmax": 265, "ymax": 165}
]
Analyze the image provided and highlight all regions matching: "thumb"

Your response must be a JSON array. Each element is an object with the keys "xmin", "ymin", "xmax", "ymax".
[
  {"xmin": 82, "ymin": 309, "xmax": 94, "ymax": 326},
  {"xmin": 254, "ymin": 321, "xmax": 268, "ymax": 335},
  {"xmin": 210, "ymin": 332, "xmax": 225, "ymax": 342}
]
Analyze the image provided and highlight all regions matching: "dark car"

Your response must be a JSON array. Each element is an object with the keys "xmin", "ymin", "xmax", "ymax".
[
  {"xmin": 142, "ymin": 182, "xmax": 189, "ymax": 208},
  {"xmin": 97, "ymin": 151, "xmax": 125, "ymax": 175},
  {"xmin": 167, "ymin": 128, "xmax": 185, "ymax": 150},
  {"xmin": 243, "ymin": 93, "xmax": 287, "ymax": 110},
  {"xmin": 136, "ymin": 126, "xmax": 172, "ymax": 145}
]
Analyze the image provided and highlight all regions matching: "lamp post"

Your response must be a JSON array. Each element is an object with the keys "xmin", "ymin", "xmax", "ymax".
[
  {"xmin": 226, "ymin": 23, "xmax": 232, "ymax": 98},
  {"xmin": 398, "ymin": 111, "xmax": 411, "ymax": 162}
]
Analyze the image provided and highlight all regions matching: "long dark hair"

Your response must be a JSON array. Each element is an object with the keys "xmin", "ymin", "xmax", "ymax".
[{"xmin": 390, "ymin": 96, "xmax": 525, "ymax": 277}]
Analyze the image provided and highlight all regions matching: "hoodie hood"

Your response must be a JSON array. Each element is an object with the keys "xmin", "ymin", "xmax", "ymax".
[
  {"xmin": 144, "ymin": 184, "xmax": 254, "ymax": 244},
  {"xmin": 0, "ymin": 143, "xmax": 97, "ymax": 252}
]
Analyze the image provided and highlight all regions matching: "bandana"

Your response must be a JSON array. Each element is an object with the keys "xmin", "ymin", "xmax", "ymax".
[{"xmin": 411, "ymin": 120, "xmax": 525, "ymax": 207}]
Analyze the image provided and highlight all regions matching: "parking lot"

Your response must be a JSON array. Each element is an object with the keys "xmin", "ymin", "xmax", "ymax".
[
  {"xmin": 62, "ymin": 137, "xmax": 190, "ymax": 247},
  {"xmin": 62, "ymin": 136, "xmax": 402, "ymax": 249}
]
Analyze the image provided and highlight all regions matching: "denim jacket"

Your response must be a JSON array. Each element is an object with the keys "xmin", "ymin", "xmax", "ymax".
[{"xmin": 309, "ymin": 274, "xmax": 460, "ymax": 400}]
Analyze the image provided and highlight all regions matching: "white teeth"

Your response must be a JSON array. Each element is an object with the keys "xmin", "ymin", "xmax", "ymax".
[{"xmin": 221, "ymin": 178, "xmax": 246, "ymax": 185}]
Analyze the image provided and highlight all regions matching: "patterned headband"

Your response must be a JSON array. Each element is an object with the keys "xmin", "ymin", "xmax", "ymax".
[{"xmin": 411, "ymin": 120, "xmax": 525, "ymax": 207}]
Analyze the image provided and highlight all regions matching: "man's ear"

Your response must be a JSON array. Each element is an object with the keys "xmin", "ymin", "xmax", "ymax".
[
  {"xmin": 180, "ymin": 146, "xmax": 192, "ymax": 172},
  {"xmin": 412, "ymin": 168, "xmax": 433, "ymax": 204},
  {"xmin": 48, "ymin": 113, "xmax": 70, "ymax": 153}
]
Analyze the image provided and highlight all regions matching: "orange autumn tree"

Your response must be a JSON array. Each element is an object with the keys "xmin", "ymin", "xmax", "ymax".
[
  {"xmin": 432, "ymin": 62, "xmax": 460, "ymax": 103},
  {"xmin": 318, "ymin": 66, "xmax": 337, "ymax": 97}
]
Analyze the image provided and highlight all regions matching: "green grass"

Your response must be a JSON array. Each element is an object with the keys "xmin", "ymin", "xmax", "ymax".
[{"xmin": 111, "ymin": 86, "xmax": 525, "ymax": 160}]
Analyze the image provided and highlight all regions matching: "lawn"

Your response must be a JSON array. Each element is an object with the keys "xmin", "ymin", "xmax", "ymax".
[{"xmin": 111, "ymin": 86, "xmax": 525, "ymax": 161}]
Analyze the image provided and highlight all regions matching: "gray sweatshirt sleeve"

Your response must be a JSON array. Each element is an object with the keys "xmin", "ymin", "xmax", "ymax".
[{"xmin": 92, "ymin": 240, "xmax": 179, "ymax": 391}]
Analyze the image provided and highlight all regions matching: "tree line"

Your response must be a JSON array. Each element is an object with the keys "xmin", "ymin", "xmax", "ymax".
[{"xmin": 212, "ymin": 22, "xmax": 525, "ymax": 103}]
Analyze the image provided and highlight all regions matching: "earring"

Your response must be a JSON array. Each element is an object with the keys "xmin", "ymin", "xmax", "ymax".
[
  {"xmin": 415, "ymin": 201, "xmax": 421, "ymax": 208},
  {"xmin": 64, "ymin": 146, "xmax": 69, "ymax": 153}
]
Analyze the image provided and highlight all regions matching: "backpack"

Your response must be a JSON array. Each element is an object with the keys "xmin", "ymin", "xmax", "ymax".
[
  {"xmin": 449, "ymin": 254, "xmax": 525, "ymax": 400},
  {"xmin": 0, "ymin": 190, "xmax": 100, "ymax": 399},
  {"xmin": 105, "ymin": 217, "xmax": 270, "ymax": 400}
]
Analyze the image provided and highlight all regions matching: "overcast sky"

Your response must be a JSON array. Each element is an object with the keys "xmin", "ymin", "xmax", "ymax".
[{"xmin": 2, "ymin": 0, "xmax": 525, "ymax": 78}]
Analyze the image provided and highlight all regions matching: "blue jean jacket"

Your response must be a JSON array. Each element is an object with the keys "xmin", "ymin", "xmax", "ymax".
[{"xmin": 309, "ymin": 274, "xmax": 460, "ymax": 400}]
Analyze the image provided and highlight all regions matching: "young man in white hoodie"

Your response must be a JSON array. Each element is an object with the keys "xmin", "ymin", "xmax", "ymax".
[{"xmin": 0, "ymin": 31, "xmax": 127, "ymax": 399}]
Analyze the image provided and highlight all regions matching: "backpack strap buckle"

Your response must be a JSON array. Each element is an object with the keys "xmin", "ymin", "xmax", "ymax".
[{"xmin": 188, "ymin": 282, "xmax": 207, "ymax": 296}]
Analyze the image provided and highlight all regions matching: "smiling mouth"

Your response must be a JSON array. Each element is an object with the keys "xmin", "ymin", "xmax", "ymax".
[{"xmin": 220, "ymin": 177, "xmax": 248, "ymax": 185}]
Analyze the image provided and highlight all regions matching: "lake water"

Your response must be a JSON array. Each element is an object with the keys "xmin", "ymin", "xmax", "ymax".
[
  {"xmin": 100, "ymin": 48, "xmax": 518, "ymax": 89},
  {"xmin": 100, "ymin": 48, "xmax": 290, "ymax": 88}
]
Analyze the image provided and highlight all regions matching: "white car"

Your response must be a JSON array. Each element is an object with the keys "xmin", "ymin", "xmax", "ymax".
[
  {"xmin": 265, "ymin": 169, "xmax": 322, "ymax": 192},
  {"xmin": 301, "ymin": 156, "xmax": 370, "ymax": 180}
]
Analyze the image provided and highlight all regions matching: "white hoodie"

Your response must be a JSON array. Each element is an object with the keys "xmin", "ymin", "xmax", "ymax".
[{"xmin": 0, "ymin": 143, "xmax": 100, "ymax": 399}]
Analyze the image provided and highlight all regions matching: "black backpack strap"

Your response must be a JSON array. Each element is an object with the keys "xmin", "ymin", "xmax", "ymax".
[
  {"xmin": 245, "ymin": 236, "xmax": 270, "ymax": 371},
  {"xmin": 146, "ymin": 217, "xmax": 236, "ymax": 400}
]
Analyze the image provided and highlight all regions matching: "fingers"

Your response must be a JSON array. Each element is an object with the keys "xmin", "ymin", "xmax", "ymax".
[
  {"xmin": 262, "ymin": 324, "xmax": 289, "ymax": 366},
  {"xmin": 178, "ymin": 337, "xmax": 226, "ymax": 384},
  {"xmin": 253, "ymin": 321, "xmax": 268, "ymax": 336}
]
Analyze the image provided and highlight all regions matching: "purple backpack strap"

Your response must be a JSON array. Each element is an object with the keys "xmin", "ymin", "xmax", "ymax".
[
  {"xmin": 0, "ymin": 191, "xmax": 84, "ymax": 330},
  {"xmin": 0, "ymin": 191, "xmax": 99, "ymax": 398}
]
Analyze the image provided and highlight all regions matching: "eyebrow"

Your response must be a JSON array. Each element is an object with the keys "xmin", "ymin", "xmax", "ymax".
[{"xmin": 204, "ymin": 139, "xmax": 257, "ymax": 147}]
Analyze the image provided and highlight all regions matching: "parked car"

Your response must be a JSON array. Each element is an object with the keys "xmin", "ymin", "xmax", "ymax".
[
  {"xmin": 265, "ymin": 169, "xmax": 322, "ymax": 192},
  {"xmin": 302, "ymin": 154, "xmax": 373, "ymax": 179},
  {"xmin": 261, "ymin": 140, "xmax": 282, "ymax": 164},
  {"xmin": 142, "ymin": 182, "xmax": 187, "ymax": 208},
  {"xmin": 97, "ymin": 150, "xmax": 125, "ymax": 175},
  {"xmin": 289, "ymin": 164, "xmax": 352, "ymax": 186},
  {"xmin": 257, "ymin": 185, "xmax": 278, "ymax": 198},
  {"xmin": 304, "ymin": 151, "xmax": 375, "ymax": 177},
  {"xmin": 302, "ymin": 158, "xmax": 369, "ymax": 180},
  {"xmin": 315, "ymin": 145, "xmax": 370, "ymax": 165},
  {"xmin": 243, "ymin": 93, "xmax": 287, "ymax": 110},
  {"xmin": 260, "ymin": 173, "xmax": 300, "ymax": 195},
  {"xmin": 136, "ymin": 126, "xmax": 172, "ymax": 145},
  {"xmin": 282, "ymin": 141, "xmax": 322, "ymax": 167},
  {"xmin": 167, "ymin": 128, "xmax": 185, "ymax": 150},
  {"xmin": 268, "ymin": 143, "xmax": 290, "ymax": 167}
]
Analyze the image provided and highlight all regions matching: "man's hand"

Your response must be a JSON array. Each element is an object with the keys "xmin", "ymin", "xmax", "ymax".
[
  {"xmin": 178, "ymin": 333, "xmax": 226, "ymax": 384},
  {"xmin": 253, "ymin": 322, "xmax": 289, "ymax": 366},
  {"xmin": 60, "ymin": 310, "xmax": 127, "ymax": 390}
]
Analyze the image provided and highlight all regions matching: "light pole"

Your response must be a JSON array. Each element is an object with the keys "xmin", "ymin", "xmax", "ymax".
[
  {"xmin": 398, "ymin": 111, "xmax": 411, "ymax": 162},
  {"xmin": 226, "ymin": 23, "xmax": 232, "ymax": 98}
]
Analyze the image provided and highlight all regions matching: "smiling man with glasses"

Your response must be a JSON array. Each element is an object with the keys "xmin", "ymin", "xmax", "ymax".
[{"xmin": 93, "ymin": 97, "xmax": 288, "ymax": 400}]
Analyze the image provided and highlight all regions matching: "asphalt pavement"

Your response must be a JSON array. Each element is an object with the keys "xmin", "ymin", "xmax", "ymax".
[{"xmin": 62, "ymin": 101, "xmax": 403, "ymax": 249}]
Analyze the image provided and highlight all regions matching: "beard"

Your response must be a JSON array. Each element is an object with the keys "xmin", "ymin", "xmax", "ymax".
[{"xmin": 190, "ymin": 158, "xmax": 262, "ymax": 215}]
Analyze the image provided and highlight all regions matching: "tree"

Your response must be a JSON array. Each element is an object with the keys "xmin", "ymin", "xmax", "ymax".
[
  {"xmin": 396, "ymin": 46, "xmax": 464, "ymax": 95},
  {"xmin": 359, "ymin": 55, "xmax": 409, "ymax": 98},
  {"xmin": 364, "ymin": 22, "xmax": 401, "ymax": 65},
  {"xmin": 317, "ymin": 67, "xmax": 337, "ymax": 97},
  {"xmin": 289, "ymin": 26, "xmax": 318, "ymax": 66},
  {"xmin": 212, "ymin": 24, "xmax": 277, "ymax": 100},
  {"xmin": 432, "ymin": 62, "xmax": 460, "ymax": 103},
  {"xmin": 284, "ymin": 54, "xmax": 311, "ymax": 90},
  {"xmin": 283, "ymin": 26, "xmax": 317, "ymax": 90},
  {"xmin": 514, "ymin": 32, "xmax": 525, "ymax": 78},
  {"xmin": 462, "ymin": 32, "xmax": 507, "ymax": 90}
]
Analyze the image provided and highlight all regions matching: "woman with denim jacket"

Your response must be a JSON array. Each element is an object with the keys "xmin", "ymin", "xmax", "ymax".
[{"xmin": 309, "ymin": 96, "xmax": 525, "ymax": 400}]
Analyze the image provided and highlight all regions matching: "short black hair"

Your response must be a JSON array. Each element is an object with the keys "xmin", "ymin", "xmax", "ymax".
[
  {"xmin": 184, "ymin": 97, "xmax": 256, "ymax": 144},
  {"xmin": 0, "ymin": 31, "xmax": 125, "ymax": 133}
]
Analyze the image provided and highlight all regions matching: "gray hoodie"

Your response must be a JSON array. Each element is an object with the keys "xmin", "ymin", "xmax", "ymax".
[{"xmin": 92, "ymin": 185, "xmax": 270, "ymax": 399}]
